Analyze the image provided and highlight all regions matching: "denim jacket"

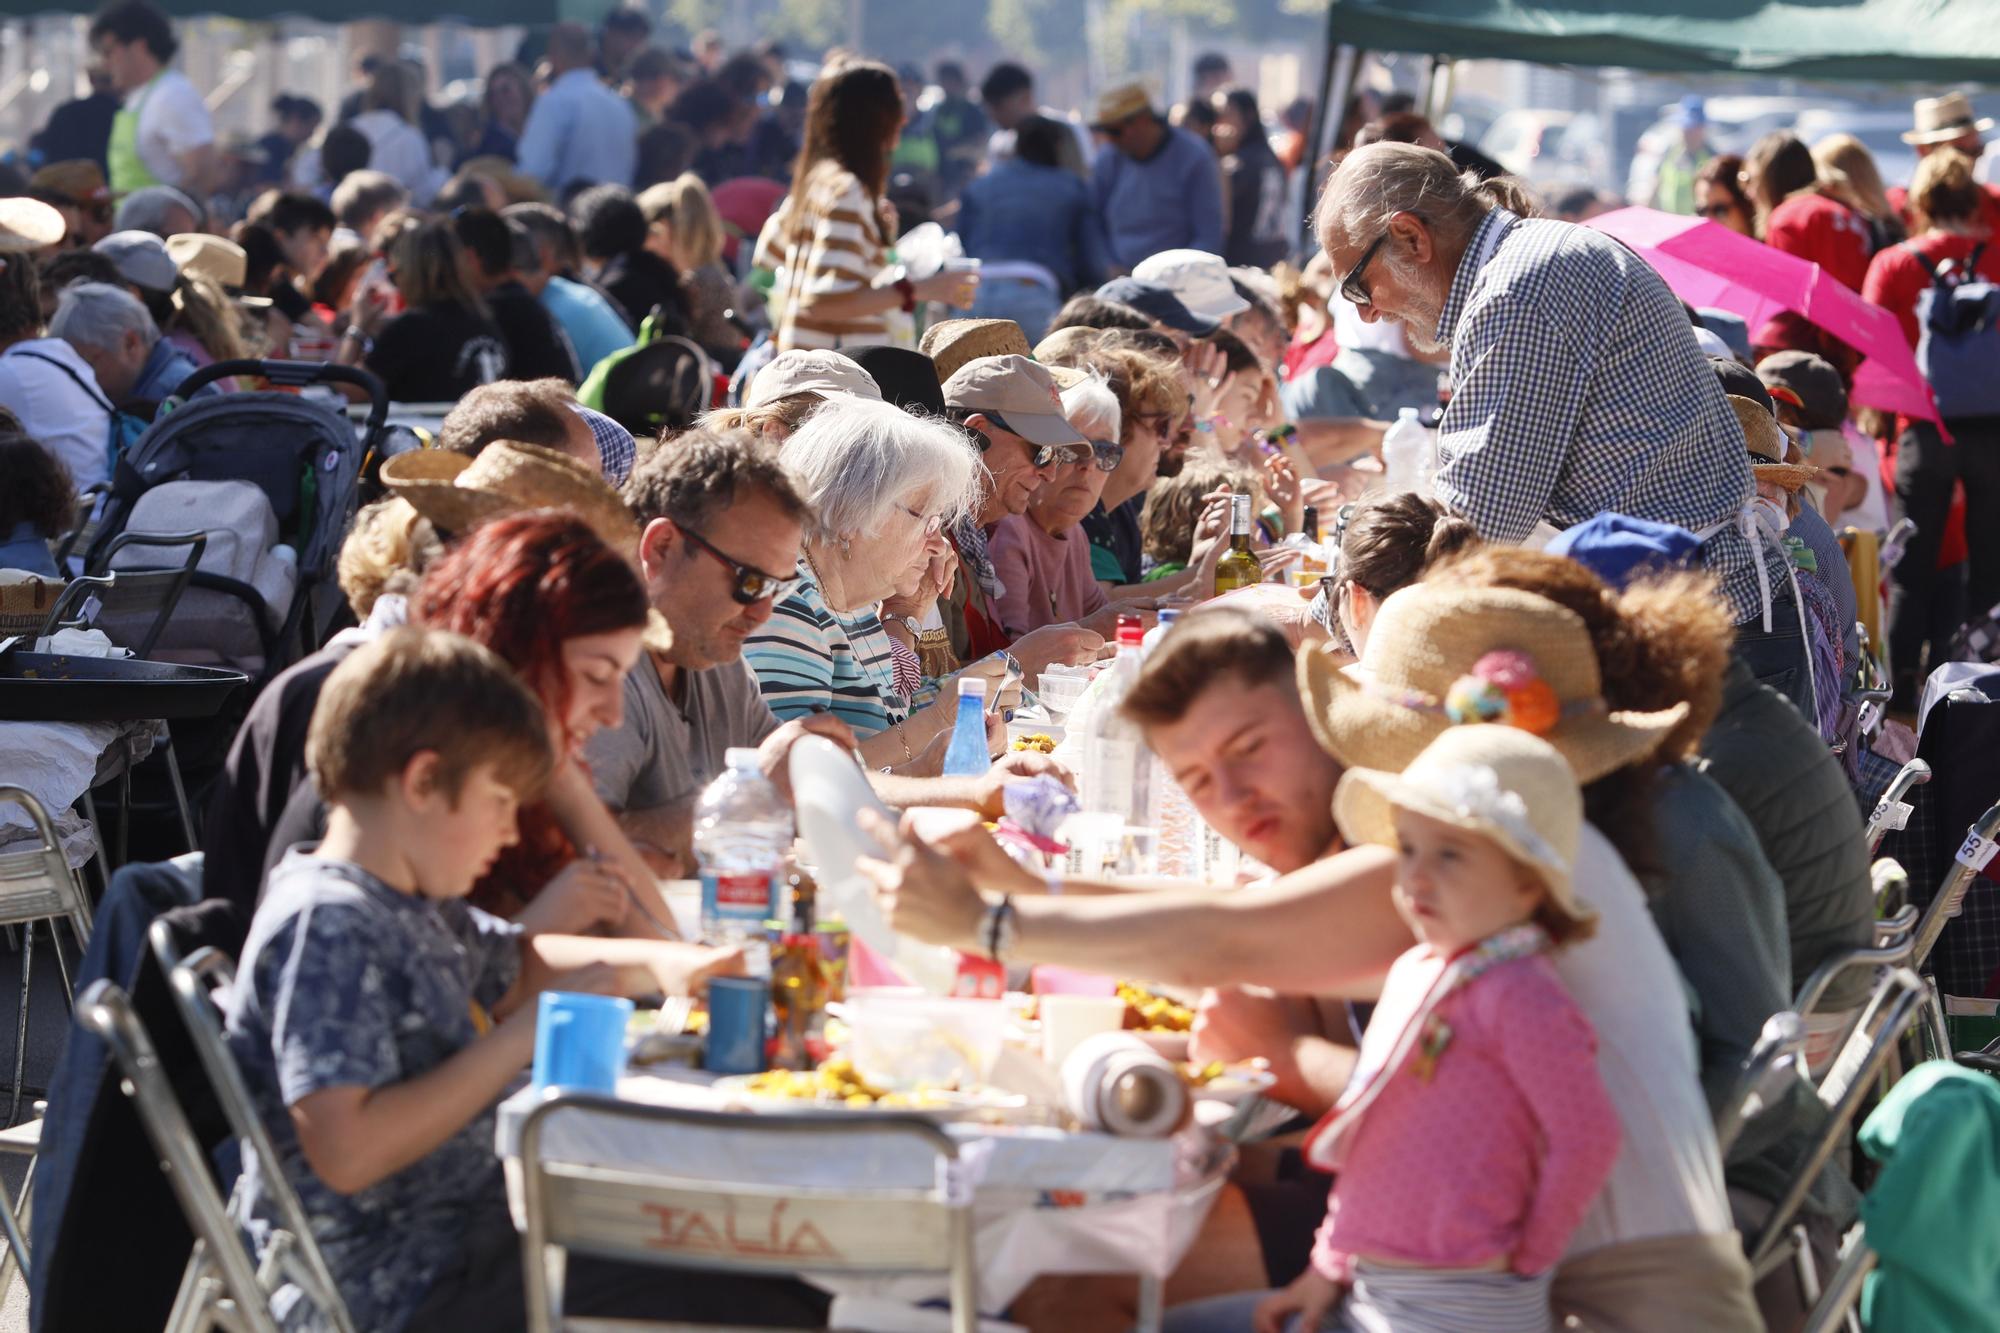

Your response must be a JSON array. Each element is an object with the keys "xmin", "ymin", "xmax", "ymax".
[{"xmin": 957, "ymin": 158, "xmax": 1110, "ymax": 295}]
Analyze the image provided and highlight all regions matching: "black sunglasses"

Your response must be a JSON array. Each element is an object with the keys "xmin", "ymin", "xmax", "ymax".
[
  {"xmin": 973, "ymin": 411, "xmax": 1068, "ymax": 468},
  {"xmin": 1339, "ymin": 230, "xmax": 1390, "ymax": 307},
  {"xmin": 679, "ymin": 525, "xmax": 799, "ymax": 605},
  {"xmin": 1087, "ymin": 439, "xmax": 1124, "ymax": 473}
]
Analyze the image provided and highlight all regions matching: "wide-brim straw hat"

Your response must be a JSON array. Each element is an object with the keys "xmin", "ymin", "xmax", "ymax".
[
  {"xmin": 0, "ymin": 198, "xmax": 66, "ymax": 253},
  {"xmin": 381, "ymin": 440, "xmax": 641, "ymax": 552},
  {"xmin": 1729, "ymin": 394, "xmax": 1818, "ymax": 492},
  {"xmin": 1903, "ymin": 91, "xmax": 1995, "ymax": 145},
  {"xmin": 920, "ymin": 318, "xmax": 1032, "ymax": 385},
  {"xmin": 1299, "ymin": 583, "xmax": 1688, "ymax": 784},
  {"xmin": 1334, "ymin": 724, "xmax": 1591, "ymax": 925}
]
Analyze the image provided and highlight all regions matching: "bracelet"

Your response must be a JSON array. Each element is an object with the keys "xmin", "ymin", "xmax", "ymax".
[
  {"xmin": 342, "ymin": 327, "xmax": 373, "ymax": 355},
  {"xmin": 895, "ymin": 722, "xmax": 913, "ymax": 764},
  {"xmin": 894, "ymin": 277, "xmax": 917, "ymax": 314},
  {"xmin": 981, "ymin": 894, "xmax": 1016, "ymax": 962}
]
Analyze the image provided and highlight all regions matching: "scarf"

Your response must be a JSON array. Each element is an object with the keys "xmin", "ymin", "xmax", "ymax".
[{"xmin": 953, "ymin": 515, "xmax": 1004, "ymax": 601}]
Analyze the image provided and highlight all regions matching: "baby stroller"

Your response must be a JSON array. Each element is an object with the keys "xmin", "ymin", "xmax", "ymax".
[{"xmin": 81, "ymin": 360, "xmax": 387, "ymax": 687}]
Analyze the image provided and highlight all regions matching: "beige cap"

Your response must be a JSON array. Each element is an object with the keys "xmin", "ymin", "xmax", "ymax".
[
  {"xmin": 1091, "ymin": 82, "xmax": 1153, "ymax": 129},
  {"xmin": 743, "ymin": 349, "xmax": 882, "ymax": 410},
  {"xmin": 941, "ymin": 354, "xmax": 1089, "ymax": 450}
]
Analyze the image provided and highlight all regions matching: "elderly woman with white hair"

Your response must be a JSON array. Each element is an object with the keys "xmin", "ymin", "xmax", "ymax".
[
  {"xmin": 49, "ymin": 280, "xmax": 219, "ymax": 409},
  {"xmin": 987, "ymin": 372, "xmax": 1138, "ymax": 638},
  {"xmin": 745, "ymin": 396, "xmax": 1007, "ymax": 774}
]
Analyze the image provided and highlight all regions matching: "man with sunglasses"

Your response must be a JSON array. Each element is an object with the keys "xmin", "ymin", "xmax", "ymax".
[{"xmin": 1087, "ymin": 83, "xmax": 1225, "ymax": 274}]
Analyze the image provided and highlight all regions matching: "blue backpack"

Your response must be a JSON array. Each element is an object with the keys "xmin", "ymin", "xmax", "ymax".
[{"xmin": 1911, "ymin": 242, "xmax": 2000, "ymax": 420}]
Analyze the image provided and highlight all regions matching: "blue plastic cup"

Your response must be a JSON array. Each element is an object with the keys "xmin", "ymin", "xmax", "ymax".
[
  {"xmin": 704, "ymin": 976, "xmax": 769, "ymax": 1075},
  {"xmin": 531, "ymin": 991, "xmax": 634, "ymax": 1093}
]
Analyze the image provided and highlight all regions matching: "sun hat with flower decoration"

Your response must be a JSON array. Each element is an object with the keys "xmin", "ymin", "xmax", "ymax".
[{"xmin": 1298, "ymin": 583, "xmax": 1688, "ymax": 783}]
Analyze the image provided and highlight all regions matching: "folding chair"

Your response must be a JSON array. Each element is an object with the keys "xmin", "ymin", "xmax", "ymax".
[
  {"xmin": 39, "ymin": 529, "xmax": 209, "ymax": 853},
  {"xmin": 74, "ymin": 978, "xmax": 280, "ymax": 1333},
  {"xmin": 0, "ymin": 787, "xmax": 96, "ymax": 1128},
  {"xmin": 149, "ymin": 921, "xmax": 356, "ymax": 1333},
  {"xmin": 1714, "ymin": 1011, "xmax": 1807, "ymax": 1160},
  {"xmin": 0, "ymin": 1111, "xmax": 37, "ymax": 1303},
  {"xmin": 52, "ymin": 481, "xmax": 109, "ymax": 569},
  {"xmin": 1865, "ymin": 759, "xmax": 1931, "ymax": 856},
  {"xmin": 1909, "ymin": 801, "xmax": 2000, "ymax": 1061},
  {"xmin": 1746, "ymin": 967, "xmax": 1927, "ymax": 1283},
  {"xmin": 1794, "ymin": 928, "xmax": 1917, "ymax": 1084},
  {"xmin": 518, "ymin": 1092, "xmax": 979, "ymax": 1333}
]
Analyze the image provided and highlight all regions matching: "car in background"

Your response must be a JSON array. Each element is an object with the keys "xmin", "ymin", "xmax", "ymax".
[
  {"xmin": 1481, "ymin": 109, "xmax": 1612, "ymax": 190},
  {"xmin": 1791, "ymin": 108, "xmax": 1920, "ymax": 191}
]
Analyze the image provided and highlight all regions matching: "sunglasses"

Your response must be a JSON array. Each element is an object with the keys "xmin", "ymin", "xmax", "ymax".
[
  {"xmin": 679, "ymin": 524, "xmax": 799, "ymax": 605},
  {"xmin": 1087, "ymin": 439, "xmax": 1125, "ymax": 473},
  {"xmin": 1339, "ymin": 230, "xmax": 1390, "ymax": 307}
]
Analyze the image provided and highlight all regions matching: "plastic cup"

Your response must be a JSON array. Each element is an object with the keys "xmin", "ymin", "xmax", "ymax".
[
  {"xmin": 1040, "ymin": 994, "xmax": 1129, "ymax": 1069},
  {"xmin": 704, "ymin": 975, "xmax": 770, "ymax": 1075},
  {"xmin": 531, "ymin": 991, "xmax": 634, "ymax": 1093}
]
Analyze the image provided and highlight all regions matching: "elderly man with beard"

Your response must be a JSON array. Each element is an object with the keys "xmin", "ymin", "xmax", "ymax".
[{"xmin": 1316, "ymin": 142, "xmax": 1810, "ymax": 709}]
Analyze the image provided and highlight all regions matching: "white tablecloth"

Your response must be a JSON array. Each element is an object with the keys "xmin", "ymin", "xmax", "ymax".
[{"xmin": 495, "ymin": 1070, "xmax": 1230, "ymax": 1316}]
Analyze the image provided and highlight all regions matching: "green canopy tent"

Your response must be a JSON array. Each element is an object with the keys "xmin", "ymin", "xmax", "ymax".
[{"xmin": 0, "ymin": 0, "xmax": 607, "ymax": 20}]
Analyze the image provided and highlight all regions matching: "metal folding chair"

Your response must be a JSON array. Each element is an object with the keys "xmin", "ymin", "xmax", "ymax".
[
  {"xmin": 40, "ymin": 529, "xmax": 209, "ymax": 852},
  {"xmin": 52, "ymin": 482, "xmax": 109, "ymax": 569},
  {"xmin": 1793, "ymin": 926, "xmax": 1917, "ymax": 1084},
  {"xmin": 1909, "ymin": 801, "xmax": 2000, "ymax": 1060},
  {"xmin": 75, "ymin": 979, "xmax": 280, "ymax": 1333},
  {"xmin": 0, "ymin": 1113, "xmax": 37, "ymax": 1303},
  {"xmin": 1746, "ymin": 967, "xmax": 1926, "ymax": 1282},
  {"xmin": 518, "ymin": 1092, "xmax": 979, "ymax": 1333},
  {"xmin": 1865, "ymin": 759, "xmax": 1931, "ymax": 856},
  {"xmin": 0, "ymin": 787, "xmax": 95, "ymax": 1127},
  {"xmin": 149, "ymin": 921, "xmax": 356, "ymax": 1333},
  {"xmin": 1714, "ymin": 1011, "xmax": 1807, "ymax": 1160}
]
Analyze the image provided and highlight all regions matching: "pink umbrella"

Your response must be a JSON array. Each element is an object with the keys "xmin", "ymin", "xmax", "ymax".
[{"xmin": 1586, "ymin": 205, "xmax": 1940, "ymax": 424}]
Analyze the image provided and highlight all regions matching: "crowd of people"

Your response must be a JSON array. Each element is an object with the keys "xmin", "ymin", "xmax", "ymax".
[{"xmin": 2, "ymin": 4, "xmax": 1993, "ymax": 1330}]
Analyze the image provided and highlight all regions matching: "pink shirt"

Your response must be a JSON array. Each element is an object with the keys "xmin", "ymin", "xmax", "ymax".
[
  {"xmin": 988, "ymin": 515, "xmax": 1108, "ymax": 638},
  {"xmin": 1308, "ymin": 947, "xmax": 1620, "ymax": 1281}
]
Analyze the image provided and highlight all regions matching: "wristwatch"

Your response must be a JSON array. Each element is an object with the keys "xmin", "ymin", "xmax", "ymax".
[
  {"xmin": 888, "ymin": 613, "xmax": 923, "ymax": 636},
  {"xmin": 342, "ymin": 327, "xmax": 373, "ymax": 355}
]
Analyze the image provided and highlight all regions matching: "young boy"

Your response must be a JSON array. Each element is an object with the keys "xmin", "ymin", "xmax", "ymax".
[{"xmin": 225, "ymin": 628, "xmax": 824, "ymax": 1330}]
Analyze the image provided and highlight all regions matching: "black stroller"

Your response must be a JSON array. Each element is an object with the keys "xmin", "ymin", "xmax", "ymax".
[{"xmin": 81, "ymin": 360, "xmax": 388, "ymax": 687}]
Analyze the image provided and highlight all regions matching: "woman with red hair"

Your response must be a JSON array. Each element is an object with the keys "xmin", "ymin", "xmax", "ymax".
[{"xmin": 414, "ymin": 508, "xmax": 667, "ymax": 936}]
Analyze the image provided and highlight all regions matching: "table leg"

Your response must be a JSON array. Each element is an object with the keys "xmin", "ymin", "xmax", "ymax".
[{"xmin": 1136, "ymin": 1275, "xmax": 1164, "ymax": 1333}]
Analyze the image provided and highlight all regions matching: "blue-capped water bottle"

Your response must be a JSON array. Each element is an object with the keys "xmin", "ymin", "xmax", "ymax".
[{"xmin": 941, "ymin": 676, "xmax": 991, "ymax": 777}]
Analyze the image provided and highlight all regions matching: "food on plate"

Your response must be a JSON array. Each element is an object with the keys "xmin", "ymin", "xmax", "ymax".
[
  {"xmin": 1118, "ymin": 980, "xmax": 1194, "ymax": 1032},
  {"xmin": 738, "ymin": 1056, "xmax": 958, "ymax": 1108},
  {"xmin": 1010, "ymin": 732, "xmax": 1058, "ymax": 753}
]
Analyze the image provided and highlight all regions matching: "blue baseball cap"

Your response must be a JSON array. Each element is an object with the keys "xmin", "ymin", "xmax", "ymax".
[
  {"xmin": 1672, "ymin": 95, "xmax": 1707, "ymax": 130},
  {"xmin": 1547, "ymin": 513, "xmax": 1703, "ymax": 590},
  {"xmin": 1095, "ymin": 277, "xmax": 1219, "ymax": 336}
]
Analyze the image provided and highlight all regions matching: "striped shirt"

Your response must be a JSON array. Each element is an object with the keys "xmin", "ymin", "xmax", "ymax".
[
  {"xmin": 743, "ymin": 561, "xmax": 909, "ymax": 738},
  {"xmin": 759, "ymin": 166, "xmax": 914, "ymax": 352},
  {"xmin": 1432, "ymin": 209, "xmax": 1786, "ymax": 626}
]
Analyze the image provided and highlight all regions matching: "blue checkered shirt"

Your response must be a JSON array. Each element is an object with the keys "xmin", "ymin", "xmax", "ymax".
[
  {"xmin": 1433, "ymin": 209, "xmax": 1787, "ymax": 625},
  {"xmin": 571, "ymin": 403, "xmax": 637, "ymax": 487}
]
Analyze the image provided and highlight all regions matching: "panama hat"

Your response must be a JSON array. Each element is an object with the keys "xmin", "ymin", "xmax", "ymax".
[
  {"xmin": 1903, "ymin": 92, "xmax": 1994, "ymax": 146},
  {"xmin": 920, "ymin": 318, "xmax": 1031, "ymax": 384},
  {"xmin": 1299, "ymin": 583, "xmax": 1688, "ymax": 784},
  {"xmin": 381, "ymin": 440, "xmax": 640, "ymax": 554},
  {"xmin": 1333, "ymin": 725, "xmax": 1591, "ymax": 925},
  {"xmin": 0, "ymin": 198, "xmax": 66, "ymax": 254},
  {"xmin": 1729, "ymin": 394, "xmax": 1818, "ymax": 492}
]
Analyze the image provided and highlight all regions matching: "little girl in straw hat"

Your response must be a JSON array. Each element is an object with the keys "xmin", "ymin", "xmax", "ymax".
[{"xmin": 1253, "ymin": 724, "xmax": 1621, "ymax": 1333}]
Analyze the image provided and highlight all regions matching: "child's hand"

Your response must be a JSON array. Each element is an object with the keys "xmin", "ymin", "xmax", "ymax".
[
  {"xmin": 645, "ymin": 942, "xmax": 747, "ymax": 996},
  {"xmin": 520, "ymin": 858, "xmax": 634, "ymax": 936},
  {"xmin": 1253, "ymin": 1268, "xmax": 1343, "ymax": 1333}
]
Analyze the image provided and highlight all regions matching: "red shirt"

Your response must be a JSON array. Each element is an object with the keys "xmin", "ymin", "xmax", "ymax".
[
  {"xmin": 1861, "ymin": 231, "xmax": 2000, "ymax": 348},
  {"xmin": 1887, "ymin": 182, "xmax": 2000, "ymax": 237},
  {"xmin": 1282, "ymin": 326, "xmax": 1340, "ymax": 384},
  {"xmin": 1765, "ymin": 192, "xmax": 1873, "ymax": 292}
]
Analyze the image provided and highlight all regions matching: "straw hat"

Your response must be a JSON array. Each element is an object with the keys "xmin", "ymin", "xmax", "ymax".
[
  {"xmin": 380, "ymin": 440, "xmax": 640, "ymax": 554},
  {"xmin": 1903, "ymin": 91, "xmax": 1993, "ymax": 146},
  {"xmin": 1090, "ymin": 82, "xmax": 1154, "ymax": 130},
  {"xmin": 1298, "ymin": 583, "xmax": 1688, "ymax": 783},
  {"xmin": 920, "ymin": 318, "xmax": 1032, "ymax": 384},
  {"xmin": 0, "ymin": 198, "xmax": 67, "ymax": 254},
  {"xmin": 1333, "ymin": 725, "xmax": 1591, "ymax": 925},
  {"xmin": 165, "ymin": 232, "xmax": 248, "ymax": 289},
  {"xmin": 29, "ymin": 160, "xmax": 111, "ymax": 206},
  {"xmin": 1728, "ymin": 394, "xmax": 1818, "ymax": 492}
]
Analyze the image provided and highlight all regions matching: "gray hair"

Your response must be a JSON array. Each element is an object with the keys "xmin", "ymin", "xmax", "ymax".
[
  {"xmin": 114, "ymin": 185, "xmax": 202, "ymax": 237},
  {"xmin": 1061, "ymin": 373, "xmax": 1120, "ymax": 443},
  {"xmin": 1315, "ymin": 141, "xmax": 1491, "ymax": 255},
  {"xmin": 50, "ymin": 281, "xmax": 157, "ymax": 353},
  {"xmin": 779, "ymin": 397, "xmax": 984, "ymax": 543},
  {"xmin": 331, "ymin": 170, "xmax": 409, "ymax": 233}
]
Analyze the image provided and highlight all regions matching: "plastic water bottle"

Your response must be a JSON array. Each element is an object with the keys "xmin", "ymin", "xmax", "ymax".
[
  {"xmin": 693, "ymin": 748, "xmax": 792, "ymax": 973},
  {"xmin": 941, "ymin": 677, "xmax": 991, "ymax": 777},
  {"xmin": 1141, "ymin": 608, "xmax": 1181, "ymax": 654},
  {"xmin": 1078, "ymin": 619, "xmax": 1155, "ymax": 862},
  {"xmin": 1381, "ymin": 407, "xmax": 1435, "ymax": 495}
]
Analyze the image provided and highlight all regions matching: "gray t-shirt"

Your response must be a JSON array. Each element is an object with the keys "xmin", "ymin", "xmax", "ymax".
[{"xmin": 587, "ymin": 656, "xmax": 782, "ymax": 812}]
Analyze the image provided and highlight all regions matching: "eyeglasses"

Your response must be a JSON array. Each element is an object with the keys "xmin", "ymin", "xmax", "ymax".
[
  {"xmin": 1339, "ymin": 230, "xmax": 1391, "ymax": 307},
  {"xmin": 678, "ymin": 524, "xmax": 800, "ymax": 605},
  {"xmin": 1087, "ymin": 439, "xmax": 1124, "ymax": 473},
  {"xmin": 898, "ymin": 502, "xmax": 945, "ymax": 535}
]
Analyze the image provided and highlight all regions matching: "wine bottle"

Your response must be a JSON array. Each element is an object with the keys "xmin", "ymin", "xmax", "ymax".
[{"xmin": 1214, "ymin": 492, "xmax": 1261, "ymax": 595}]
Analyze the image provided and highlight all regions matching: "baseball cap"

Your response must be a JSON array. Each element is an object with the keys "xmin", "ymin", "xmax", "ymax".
[
  {"xmin": 1133, "ymin": 248, "xmax": 1251, "ymax": 325},
  {"xmin": 1756, "ymin": 350, "xmax": 1848, "ymax": 430},
  {"xmin": 743, "ymin": 350, "xmax": 883, "ymax": 409},
  {"xmin": 1547, "ymin": 513, "xmax": 1702, "ymax": 591},
  {"xmin": 848, "ymin": 346, "xmax": 946, "ymax": 416},
  {"xmin": 93, "ymin": 230, "xmax": 179, "ymax": 294},
  {"xmin": 1096, "ymin": 277, "xmax": 1217, "ymax": 336},
  {"xmin": 942, "ymin": 354, "xmax": 1089, "ymax": 449},
  {"xmin": 1708, "ymin": 355, "xmax": 1775, "ymax": 416}
]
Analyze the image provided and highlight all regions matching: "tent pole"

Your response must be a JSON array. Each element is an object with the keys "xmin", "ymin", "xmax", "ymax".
[{"xmin": 1298, "ymin": 40, "xmax": 1364, "ymax": 253}]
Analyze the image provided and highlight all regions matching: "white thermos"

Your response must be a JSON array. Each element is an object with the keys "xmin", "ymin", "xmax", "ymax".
[{"xmin": 1060, "ymin": 1032, "xmax": 1189, "ymax": 1137}]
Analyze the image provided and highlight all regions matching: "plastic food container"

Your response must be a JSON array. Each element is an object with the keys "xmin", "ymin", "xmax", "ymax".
[{"xmin": 840, "ymin": 988, "xmax": 1008, "ymax": 1091}]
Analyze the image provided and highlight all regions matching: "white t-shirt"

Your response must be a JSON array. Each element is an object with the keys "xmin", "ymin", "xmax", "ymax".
[
  {"xmin": 349, "ymin": 110, "xmax": 442, "ymax": 205},
  {"xmin": 1560, "ymin": 823, "xmax": 1734, "ymax": 1254},
  {"xmin": 131, "ymin": 69, "xmax": 214, "ymax": 189},
  {"xmin": 1331, "ymin": 292, "xmax": 1414, "ymax": 359},
  {"xmin": 0, "ymin": 339, "xmax": 116, "ymax": 488}
]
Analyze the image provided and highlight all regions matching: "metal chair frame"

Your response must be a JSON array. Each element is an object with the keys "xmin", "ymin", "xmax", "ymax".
[
  {"xmin": 0, "ymin": 786, "xmax": 95, "ymax": 1126},
  {"xmin": 75, "ymin": 979, "xmax": 280, "ymax": 1333},
  {"xmin": 1714, "ymin": 1010, "xmax": 1807, "ymax": 1160},
  {"xmin": 0, "ymin": 1114, "xmax": 41, "ymax": 1307},
  {"xmin": 1864, "ymin": 759, "xmax": 1931, "ymax": 856},
  {"xmin": 1909, "ymin": 802, "xmax": 2000, "ymax": 1060},
  {"xmin": 149, "ymin": 923, "xmax": 357, "ymax": 1333},
  {"xmin": 518, "ymin": 1091, "xmax": 979, "ymax": 1333},
  {"xmin": 1747, "ymin": 967, "xmax": 1927, "ymax": 1280}
]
